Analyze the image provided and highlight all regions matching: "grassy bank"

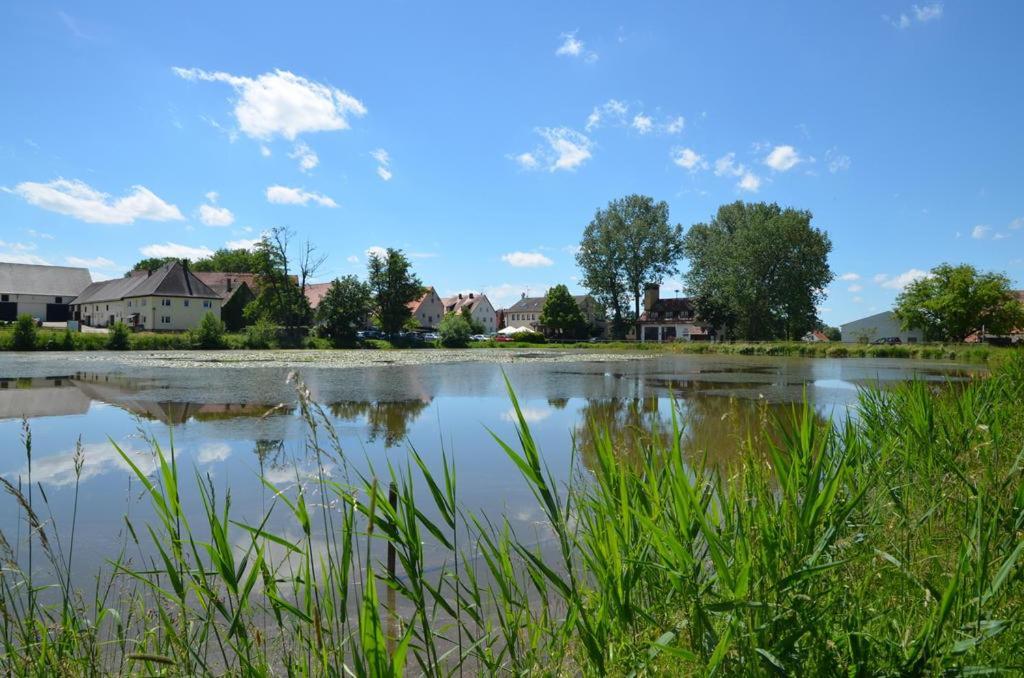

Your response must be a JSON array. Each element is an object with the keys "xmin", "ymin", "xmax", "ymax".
[{"xmin": 1, "ymin": 356, "xmax": 1023, "ymax": 673}]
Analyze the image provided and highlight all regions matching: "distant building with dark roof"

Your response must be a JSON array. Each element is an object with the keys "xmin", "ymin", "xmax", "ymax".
[
  {"xmin": 504, "ymin": 291, "xmax": 604, "ymax": 335},
  {"xmin": 0, "ymin": 262, "xmax": 92, "ymax": 322},
  {"xmin": 634, "ymin": 284, "xmax": 712, "ymax": 342},
  {"xmin": 70, "ymin": 261, "xmax": 221, "ymax": 331},
  {"xmin": 193, "ymin": 272, "xmax": 257, "ymax": 331}
]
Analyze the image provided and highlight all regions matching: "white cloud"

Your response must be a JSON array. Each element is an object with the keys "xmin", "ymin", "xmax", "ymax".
[
  {"xmin": 672, "ymin": 147, "xmax": 707, "ymax": 171},
  {"xmin": 65, "ymin": 256, "xmax": 116, "ymax": 269},
  {"xmin": 913, "ymin": 3, "xmax": 943, "ymax": 22},
  {"xmin": 0, "ymin": 251, "xmax": 49, "ymax": 265},
  {"xmin": 197, "ymin": 442, "xmax": 232, "ymax": 464},
  {"xmin": 971, "ymin": 224, "xmax": 991, "ymax": 239},
  {"xmin": 632, "ymin": 113, "xmax": 653, "ymax": 134},
  {"xmin": 483, "ymin": 283, "xmax": 533, "ymax": 308},
  {"xmin": 502, "ymin": 251, "xmax": 553, "ymax": 268},
  {"xmin": 501, "ymin": 406, "xmax": 552, "ymax": 423},
  {"xmin": 371, "ymin": 148, "xmax": 392, "ymax": 181},
  {"xmin": 514, "ymin": 152, "xmax": 539, "ymax": 169},
  {"xmin": 876, "ymin": 269, "xmax": 931, "ymax": 290},
  {"xmin": 346, "ymin": 255, "xmax": 359, "ymax": 264},
  {"xmin": 140, "ymin": 242, "xmax": 215, "ymax": 260},
  {"xmin": 260, "ymin": 145, "xmax": 272, "ymax": 157},
  {"xmin": 738, "ymin": 172, "xmax": 761, "ymax": 192},
  {"xmin": 365, "ymin": 246, "xmax": 387, "ymax": 261},
  {"xmin": 555, "ymin": 31, "xmax": 596, "ymax": 61},
  {"xmin": 173, "ymin": 67, "xmax": 367, "ymax": 141},
  {"xmin": 289, "ymin": 142, "xmax": 319, "ymax": 172},
  {"xmin": 852, "ymin": 296, "xmax": 864, "ymax": 304},
  {"xmin": 665, "ymin": 116, "xmax": 685, "ymax": 134},
  {"xmin": 764, "ymin": 145, "xmax": 802, "ymax": 171},
  {"xmin": 205, "ymin": 190, "xmax": 219, "ymax": 202},
  {"xmin": 12, "ymin": 178, "xmax": 183, "ymax": 224},
  {"xmin": 0, "ymin": 240, "xmax": 37, "ymax": 252},
  {"xmin": 838, "ymin": 272, "xmax": 860, "ymax": 281},
  {"xmin": 4, "ymin": 441, "xmax": 153, "ymax": 488},
  {"xmin": 585, "ymin": 99, "xmax": 628, "ymax": 131},
  {"xmin": 826, "ymin": 148, "xmax": 851, "ymax": 173},
  {"xmin": 225, "ymin": 238, "xmax": 260, "ymax": 250},
  {"xmin": 1009, "ymin": 217, "xmax": 1023, "ymax": 230},
  {"xmin": 847, "ymin": 284, "xmax": 863, "ymax": 293},
  {"xmin": 537, "ymin": 127, "xmax": 592, "ymax": 172},
  {"xmin": 198, "ymin": 203, "xmax": 234, "ymax": 226},
  {"xmin": 26, "ymin": 229, "xmax": 54, "ymax": 240},
  {"xmin": 884, "ymin": 13, "xmax": 912, "ymax": 29},
  {"xmin": 265, "ymin": 185, "xmax": 337, "ymax": 207}
]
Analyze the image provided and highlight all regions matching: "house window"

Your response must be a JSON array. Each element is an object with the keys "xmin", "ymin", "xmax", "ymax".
[
  {"xmin": 161, "ymin": 316, "xmax": 171, "ymax": 324},
  {"xmin": 55, "ymin": 296, "xmax": 63, "ymax": 304},
  {"xmin": 161, "ymin": 299, "xmax": 172, "ymax": 306},
  {"xmin": 0, "ymin": 294, "xmax": 7, "ymax": 302},
  {"xmin": 184, "ymin": 300, "xmax": 190, "ymax": 307},
  {"xmin": 203, "ymin": 300, "xmax": 212, "ymax": 308},
  {"xmin": 106, "ymin": 305, "xmax": 109, "ymax": 311}
]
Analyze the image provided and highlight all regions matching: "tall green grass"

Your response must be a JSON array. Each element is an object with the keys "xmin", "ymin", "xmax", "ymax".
[{"xmin": 1, "ymin": 356, "xmax": 1022, "ymax": 674}]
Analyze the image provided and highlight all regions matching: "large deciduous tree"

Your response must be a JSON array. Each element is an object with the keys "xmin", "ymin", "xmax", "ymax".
[
  {"xmin": 576, "ymin": 195, "xmax": 684, "ymax": 339},
  {"xmin": 893, "ymin": 263, "xmax": 1024, "ymax": 341},
  {"xmin": 539, "ymin": 284, "xmax": 586, "ymax": 339},
  {"xmin": 190, "ymin": 248, "xmax": 261, "ymax": 273},
  {"xmin": 245, "ymin": 227, "xmax": 323, "ymax": 328},
  {"xmin": 367, "ymin": 248, "xmax": 422, "ymax": 335},
  {"xmin": 682, "ymin": 201, "xmax": 833, "ymax": 340},
  {"xmin": 316, "ymin": 275, "xmax": 373, "ymax": 345}
]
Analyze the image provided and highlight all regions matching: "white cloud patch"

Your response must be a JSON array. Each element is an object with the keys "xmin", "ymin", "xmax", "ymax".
[
  {"xmin": 260, "ymin": 145, "xmax": 272, "ymax": 157},
  {"xmin": 140, "ymin": 242, "xmax": 215, "ymax": 260},
  {"xmin": 671, "ymin": 147, "xmax": 707, "ymax": 172},
  {"xmin": 538, "ymin": 127, "xmax": 592, "ymax": 172},
  {"xmin": 514, "ymin": 152, "xmax": 539, "ymax": 169},
  {"xmin": 265, "ymin": 185, "xmax": 337, "ymax": 207},
  {"xmin": 225, "ymin": 238, "xmax": 260, "ymax": 250},
  {"xmin": 555, "ymin": 31, "xmax": 597, "ymax": 62},
  {"xmin": 971, "ymin": 224, "xmax": 991, "ymax": 239},
  {"xmin": 826, "ymin": 148, "xmax": 851, "ymax": 173},
  {"xmin": 346, "ymin": 255, "xmax": 359, "ymax": 264},
  {"xmin": 501, "ymin": 251, "xmax": 553, "ymax": 268},
  {"xmin": 0, "ymin": 244, "xmax": 49, "ymax": 265},
  {"xmin": 632, "ymin": 113, "xmax": 653, "ymax": 135},
  {"xmin": 289, "ymin": 142, "xmax": 319, "ymax": 172},
  {"xmin": 738, "ymin": 172, "xmax": 761, "ymax": 192},
  {"xmin": 884, "ymin": 3, "xmax": 943, "ymax": 29},
  {"xmin": 198, "ymin": 203, "xmax": 234, "ymax": 227},
  {"xmin": 12, "ymin": 178, "xmax": 183, "ymax": 224},
  {"xmin": 665, "ymin": 116, "xmax": 685, "ymax": 134},
  {"xmin": 585, "ymin": 99, "xmax": 628, "ymax": 131},
  {"xmin": 65, "ymin": 256, "xmax": 117, "ymax": 269},
  {"xmin": 365, "ymin": 246, "xmax": 388, "ymax": 261},
  {"xmin": 172, "ymin": 67, "xmax": 367, "ymax": 141},
  {"xmin": 197, "ymin": 443, "xmax": 232, "ymax": 464},
  {"xmin": 370, "ymin": 148, "xmax": 392, "ymax": 181},
  {"xmin": 764, "ymin": 145, "xmax": 803, "ymax": 172},
  {"xmin": 913, "ymin": 3, "xmax": 944, "ymax": 22},
  {"xmin": 715, "ymin": 153, "xmax": 762, "ymax": 192},
  {"xmin": 1009, "ymin": 217, "xmax": 1023, "ymax": 230},
  {"xmin": 848, "ymin": 284, "xmax": 863, "ymax": 293},
  {"xmin": 838, "ymin": 272, "xmax": 861, "ymax": 281},
  {"xmin": 875, "ymin": 269, "xmax": 932, "ymax": 290},
  {"xmin": 501, "ymin": 406, "xmax": 552, "ymax": 423}
]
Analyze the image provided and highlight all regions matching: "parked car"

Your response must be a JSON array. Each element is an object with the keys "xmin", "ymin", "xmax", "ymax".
[
  {"xmin": 470, "ymin": 334, "xmax": 489, "ymax": 341},
  {"xmin": 494, "ymin": 334, "xmax": 513, "ymax": 342},
  {"xmin": 871, "ymin": 337, "xmax": 902, "ymax": 345},
  {"xmin": 422, "ymin": 332, "xmax": 440, "ymax": 341}
]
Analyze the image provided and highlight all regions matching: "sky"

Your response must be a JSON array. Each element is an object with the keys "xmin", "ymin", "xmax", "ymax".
[{"xmin": 1, "ymin": 1, "xmax": 1022, "ymax": 324}]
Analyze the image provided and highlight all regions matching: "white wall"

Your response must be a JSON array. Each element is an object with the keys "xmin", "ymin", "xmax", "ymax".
[
  {"xmin": 413, "ymin": 290, "xmax": 445, "ymax": 329},
  {"xmin": 840, "ymin": 311, "xmax": 923, "ymax": 343},
  {"xmin": 77, "ymin": 295, "xmax": 221, "ymax": 331},
  {"xmin": 0, "ymin": 292, "xmax": 73, "ymax": 320}
]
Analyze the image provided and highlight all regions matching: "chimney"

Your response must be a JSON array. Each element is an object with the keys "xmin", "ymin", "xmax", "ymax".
[
  {"xmin": 458, "ymin": 293, "xmax": 463, "ymax": 299},
  {"xmin": 644, "ymin": 284, "xmax": 660, "ymax": 312},
  {"xmin": 227, "ymin": 278, "xmax": 233, "ymax": 292},
  {"xmin": 469, "ymin": 293, "xmax": 474, "ymax": 299},
  {"xmin": 521, "ymin": 292, "xmax": 526, "ymax": 300}
]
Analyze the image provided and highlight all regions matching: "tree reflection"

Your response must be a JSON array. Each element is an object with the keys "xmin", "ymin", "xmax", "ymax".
[{"xmin": 329, "ymin": 398, "xmax": 432, "ymax": 448}]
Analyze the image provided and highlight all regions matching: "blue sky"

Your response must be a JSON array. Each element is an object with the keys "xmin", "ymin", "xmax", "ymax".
[{"xmin": 1, "ymin": 1, "xmax": 1021, "ymax": 324}]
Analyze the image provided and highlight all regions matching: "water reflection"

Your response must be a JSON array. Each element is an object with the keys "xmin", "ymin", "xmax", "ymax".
[{"xmin": 329, "ymin": 398, "xmax": 433, "ymax": 448}]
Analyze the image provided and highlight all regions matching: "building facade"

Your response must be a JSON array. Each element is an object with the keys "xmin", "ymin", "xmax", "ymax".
[
  {"xmin": 635, "ymin": 284, "xmax": 711, "ymax": 342},
  {"xmin": 840, "ymin": 310, "xmax": 923, "ymax": 343},
  {"xmin": 504, "ymin": 292, "xmax": 604, "ymax": 334},
  {"xmin": 408, "ymin": 287, "xmax": 445, "ymax": 330},
  {"xmin": 71, "ymin": 262, "xmax": 221, "ymax": 331},
  {"xmin": 440, "ymin": 292, "xmax": 497, "ymax": 333},
  {"xmin": 0, "ymin": 263, "xmax": 92, "ymax": 322}
]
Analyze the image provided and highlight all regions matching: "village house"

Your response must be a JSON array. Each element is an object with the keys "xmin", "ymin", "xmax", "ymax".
[
  {"xmin": 303, "ymin": 281, "xmax": 333, "ymax": 311},
  {"xmin": 192, "ymin": 272, "xmax": 257, "ymax": 331},
  {"xmin": 503, "ymin": 291, "xmax": 604, "ymax": 335},
  {"xmin": 635, "ymin": 284, "xmax": 712, "ymax": 342},
  {"xmin": 440, "ymin": 292, "xmax": 497, "ymax": 333},
  {"xmin": 70, "ymin": 261, "xmax": 221, "ymax": 331},
  {"xmin": 839, "ymin": 310, "xmax": 923, "ymax": 344},
  {"xmin": 0, "ymin": 262, "xmax": 92, "ymax": 322},
  {"xmin": 407, "ymin": 287, "xmax": 444, "ymax": 330}
]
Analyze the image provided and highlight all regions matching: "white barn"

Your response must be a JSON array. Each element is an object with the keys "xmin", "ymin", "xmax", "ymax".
[
  {"xmin": 0, "ymin": 263, "xmax": 92, "ymax": 322},
  {"xmin": 840, "ymin": 310, "xmax": 924, "ymax": 344}
]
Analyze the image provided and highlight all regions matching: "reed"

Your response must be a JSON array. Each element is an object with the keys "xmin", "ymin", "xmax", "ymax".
[{"xmin": 0, "ymin": 355, "xmax": 1021, "ymax": 674}]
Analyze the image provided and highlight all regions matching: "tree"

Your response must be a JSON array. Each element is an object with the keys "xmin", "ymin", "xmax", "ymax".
[
  {"xmin": 539, "ymin": 284, "xmax": 586, "ymax": 339},
  {"xmin": 317, "ymin": 276, "xmax": 373, "ymax": 345},
  {"xmin": 189, "ymin": 312, "xmax": 227, "ymax": 349},
  {"xmin": 12, "ymin": 314, "xmax": 37, "ymax": 350},
  {"xmin": 439, "ymin": 313, "xmax": 473, "ymax": 347},
  {"xmin": 683, "ymin": 201, "xmax": 834, "ymax": 340},
  {"xmin": 245, "ymin": 227, "xmax": 323, "ymax": 328},
  {"xmin": 128, "ymin": 257, "xmax": 176, "ymax": 275},
  {"xmin": 367, "ymin": 248, "xmax": 422, "ymax": 336},
  {"xmin": 577, "ymin": 195, "xmax": 684, "ymax": 339},
  {"xmin": 460, "ymin": 307, "xmax": 484, "ymax": 334},
  {"xmin": 893, "ymin": 263, "xmax": 1024, "ymax": 342},
  {"xmin": 191, "ymin": 248, "xmax": 261, "ymax": 273}
]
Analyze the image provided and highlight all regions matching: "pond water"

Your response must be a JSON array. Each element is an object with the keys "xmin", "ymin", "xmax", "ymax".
[{"xmin": 0, "ymin": 349, "xmax": 982, "ymax": 582}]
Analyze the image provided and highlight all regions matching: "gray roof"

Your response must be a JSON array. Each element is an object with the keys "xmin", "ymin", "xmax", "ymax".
[
  {"xmin": 72, "ymin": 262, "xmax": 219, "ymax": 305},
  {"xmin": 0, "ymin": 262, "xmax": 92, "ymax": 297},
  {"xmin": 507, "ymin": 294, "xmax": 592, "ymax": 313}
]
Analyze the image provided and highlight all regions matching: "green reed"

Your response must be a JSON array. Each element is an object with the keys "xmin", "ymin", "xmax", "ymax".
[{"xmin": 0, "ymin": 355, "xmax": 1022, "ymax": 675}]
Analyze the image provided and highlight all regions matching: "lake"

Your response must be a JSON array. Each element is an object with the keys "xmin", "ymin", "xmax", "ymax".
[{"xmin": 0, "ymin": 349, "xmax": 982, "ymax": 582}]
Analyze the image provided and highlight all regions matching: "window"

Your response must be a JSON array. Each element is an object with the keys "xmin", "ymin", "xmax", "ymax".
[
  {"xmin": 127, "ymin": 301, "xmax": 132, "ymax": 307},
  {"xmin": 203, "ymin": 300, "xmax": 212, "ymax": 308},
  {"xmin": 106, "ymin": 305, "xmax": 109, "ymax": 311},
  {"xmin": 184, "ymin": 300, "xmax": 190, "ymax": 307},
  {"xmin": 55, "ymin": 296, "xmax": 63, "ymax": 304},
  {"xmin": 0, "ymin": 294, "xmax": 7, "ymax": 302},
  {"xmin": 161, "ymin": 316, "xmax": 171, "ymax": 324},
  {"xmin": 161, "ymin": 299, "xmax": 171, "ymax": 306}
]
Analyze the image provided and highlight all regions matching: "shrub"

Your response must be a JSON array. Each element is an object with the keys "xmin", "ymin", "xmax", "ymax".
[
  {"xmin": 11, "ymin": 314, "xmax": 37, "ymax": 350},
  {"xmin": 189, "ymin": 312, "xmax": 227, "ymax": 349},
  {"xmin": 107, "ymin": 322, "xmax": 131, "ymax": 350},
  {"xmin": 439, "ymin": 313, "xmax": 473, "ymax": 347},
  {"xmin": 511, "ymin": 330, "xmax": 546, "ymax": 343},
  {"xmin": 60, "ymin": 328, "xmax": 76, "ymax": 350},
  {"xmin": 826, "ymin": 345, "xmax": 849, "ymax": 358},
  {"xmin": 243, "ymin": 319, "xmax": 277, "ymax": 349}
]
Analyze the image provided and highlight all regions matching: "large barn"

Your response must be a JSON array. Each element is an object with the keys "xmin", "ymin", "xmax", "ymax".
[{"xmin": 0, "ymin": 262, "xmax": 93, "ymax": 322}]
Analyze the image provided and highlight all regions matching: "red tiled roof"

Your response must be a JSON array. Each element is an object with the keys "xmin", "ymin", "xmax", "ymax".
[{"xmin": 304, "ymin": 282, "xmax": 333, "ymax": 309}]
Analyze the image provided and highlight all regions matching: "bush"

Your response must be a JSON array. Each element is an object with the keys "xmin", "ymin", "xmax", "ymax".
[
  {"xmin": 439, "ymin": 313, "xmax": 473, "ymax": 347},
  {"xmin": 60, "ymin": 328, "xmax": 76, "ymax": 350},
  {"xmin": 243, "ymin": 319, "xmax": 277, "ymax": 349},
  {"xmin": 189, "ymin": 312, "xmax": 227, "ymax": 349},
  {"xmin": 107, "ymin": 322, "xmax": 131, "ymax": 350},
  {"xmin": 11, "ymin": 314, "xmax": 37, "ymax": 350},
  {"xmin": 510, "ymin": 330, "xmax": 546, "ymax": 344}
]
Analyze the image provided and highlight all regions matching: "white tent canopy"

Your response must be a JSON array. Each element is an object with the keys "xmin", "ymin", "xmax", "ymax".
[{"xmin": 497, "ymin": 325, "xmax": 532, "ymax": 335}]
